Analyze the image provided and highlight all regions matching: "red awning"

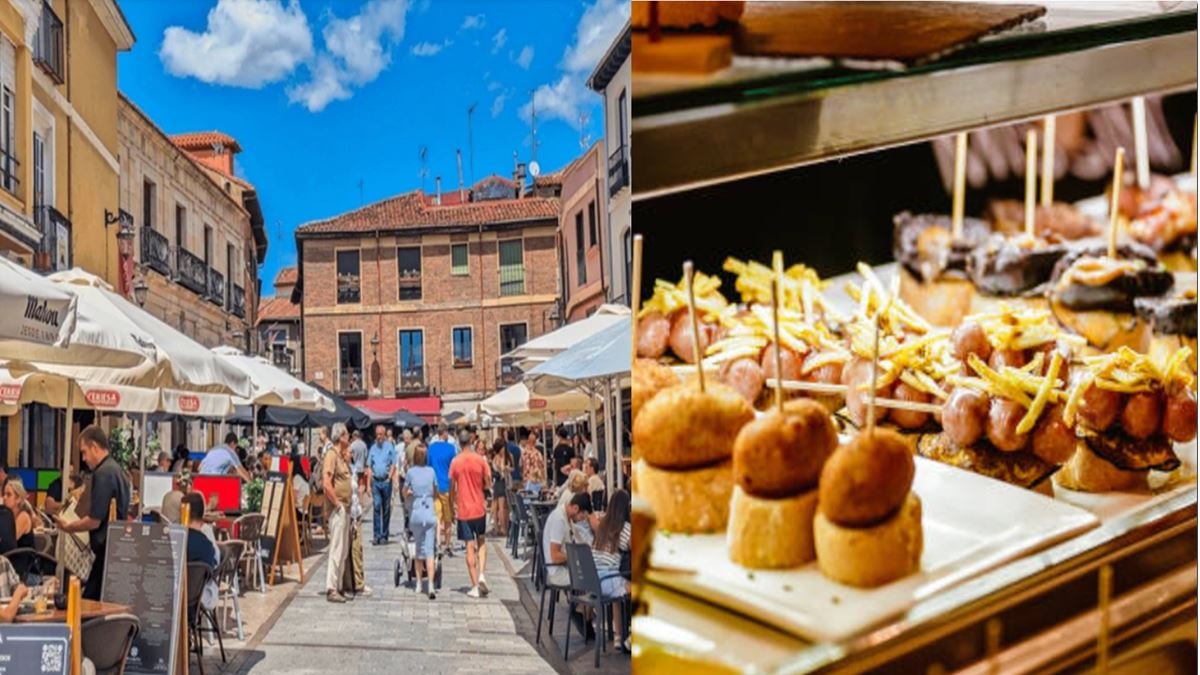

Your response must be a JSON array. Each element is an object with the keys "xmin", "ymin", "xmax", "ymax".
[{"xmin": 352, "ymin": 396, "xmax": 442, "ymax": 421}]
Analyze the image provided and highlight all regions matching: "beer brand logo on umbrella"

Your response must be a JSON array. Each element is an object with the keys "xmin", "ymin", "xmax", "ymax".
[
  {"xmin": 24, "ymin": 296, "xmax": 61, "ymax": 328},
  {"xmin": 0, "ymin": 383, "xmax": 21, "ymax": 402},
  {"xmin": 85, "ymin": 389, "xmax": 121, "ymax": 408},
  {"xmin": 529, "ymin": 398, "xmax": 548, "ymax": 409},
  {"xmin": 179, "ymin": 395, "xmax": 201, "ymax": 413}
]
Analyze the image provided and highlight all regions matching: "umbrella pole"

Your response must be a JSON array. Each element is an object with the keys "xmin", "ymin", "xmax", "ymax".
[
  {"xmin": 588, "ymin": 390, "xmax": 599, "ymax": 495},
  {"xmin": 613, "ymin": 378, "xmax": 625, "ymax": 492},
  {"xmin": 252, "ymin": 404, "xmax": 258, "ymax": 457},
  {"xmin": 140, "ymin": 411, "xmax": 148, "ymax": 499},
  {"xmin": 602, "ymin": 379, "xmax": 615, "ymax": 498},
  {"xmin": 59, "ymin": 385, "xmax": 74, "ymax": 580}
]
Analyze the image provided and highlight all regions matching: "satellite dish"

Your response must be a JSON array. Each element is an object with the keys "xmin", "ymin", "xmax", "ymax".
[{"xmin": 529, "ymin": 161, "xmax": 541, "ymax": 178}]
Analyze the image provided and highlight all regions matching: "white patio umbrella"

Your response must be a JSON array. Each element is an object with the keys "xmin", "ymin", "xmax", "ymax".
[
  {"xmin": 502, "ymin": 304, "xmax": 630, "ymax": 371},
  {"xmin": 212, "ymin": 345, "xmax": 335, "ymax": 445},
  {"xmin": 481, "ymin": 382, "xmax": 595, "ymax": 418}
]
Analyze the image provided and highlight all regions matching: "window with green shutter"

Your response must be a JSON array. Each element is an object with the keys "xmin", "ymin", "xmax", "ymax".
[
  {"xmin": 451, "ymin": 243, "xmax": 469, "ymax": 275},
  {"xmin": 498, "ymin": 239, "xmax": 524, "ymax": 296}
]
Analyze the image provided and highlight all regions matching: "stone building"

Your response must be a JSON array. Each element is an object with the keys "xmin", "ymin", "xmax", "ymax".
[
  {"xmin": 258, "ymin": 266, "xmax": 302, "ymax": 376},
  {"xmin": 294, "ymin": 178, "xmax": 560, "ymax": 418},
  {"xmin": 558, "ymin": 140, "xmax": 606, "ymax": 322},
  {"xmin": 588, "ymin": 19, "xmax": 632, "ymax": 306}
]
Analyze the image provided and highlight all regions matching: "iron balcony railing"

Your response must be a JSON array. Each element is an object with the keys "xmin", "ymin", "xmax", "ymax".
[
  {"xmin": 207, "ymin": 268, "xmax": 225, "ymax": 306},
  {"xmin": 498, "ymin": 355, "xmax": 521, "ymax": 388},
  {"xmin": 338, "ymin": 367, "xmax": 365, "ymax": 396},
  {"xmin": 231, "ymin": 283, "xmax": 245, "ymax": 318},
  {"xmin": 32, "ymin": 1, "xmax": 64, "ymax": 84},
  {"xmin": 176, "ymin": 248, "xmax": 207, "ymax": 295},
  {"xmin": 337, "ymin": 273, "xmax": 361, "ymax": 303},
  {"xmin": 140, "ymin": 226, "xmax": 171, "ymax": 277},
  {"xmin": 608, "ymin": 143, "xmax": 629, "ymax": 197},
  {"xmin": 395, "ymin": 365, "xmax": 426, "ymax": 394},
  {"xmin": 32, "ymin": 204, "xmax": 69, "ymax": 273}
]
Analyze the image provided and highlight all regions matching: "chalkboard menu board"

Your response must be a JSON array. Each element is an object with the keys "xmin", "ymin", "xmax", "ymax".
[
  {"xmin": 260, "ymin": 471, "xmax": 287, "ymax": 566},
  {"xmin": 0, "ymin": 623, "xmax": 70, "ymax": 675},
  {"xmin": 101, "ymin": 522, "xmax": 186, "ymax": 675}
]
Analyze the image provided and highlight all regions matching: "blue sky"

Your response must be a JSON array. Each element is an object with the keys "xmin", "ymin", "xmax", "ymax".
[{"xmin": 117, "ymin": 0, "xmax": 628, "ymax": 292}]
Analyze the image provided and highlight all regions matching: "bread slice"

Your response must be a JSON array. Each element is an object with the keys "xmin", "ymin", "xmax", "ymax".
[
  {"xmin": 898, "ymin": 268, "xmax": 975, "ymax": 328},
  {"xmin": 634, "ymin": 458, "xmax": 733, "ymax": 533},
  {"xmin": 814, "ymin": 492, "xmax": 923, "ymax": 588},
  {"xmin": 1054, "ymin": 441, "xmax": 1148, "ymax": 493},
  {"xmin": 727, "ymin": 485, "xmax": 818, "ymax": 569},
  {"xmin": 632, "ymin": 1, "xmax": 745, "ymax": 29}
]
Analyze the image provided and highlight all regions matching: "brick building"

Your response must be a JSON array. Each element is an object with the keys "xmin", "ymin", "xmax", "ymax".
[
  {"xmin": 558, "ymin": 140, "xmax": 606, "ymax": 322},
  {"xmin": 257, "ymin": 266, "xmax": 302, "ymax": 376},
  {"xmin": 294, "ymin": 178, "xmax": 560, "ymax": 417}
]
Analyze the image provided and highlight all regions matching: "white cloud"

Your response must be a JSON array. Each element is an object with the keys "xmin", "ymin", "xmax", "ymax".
[
  {"xmin": 520, "ymin": 74, "xmax": 591, "ymax": 129},
  {"xmin": 159, "ymin": 0, "xmax": 313, "ymax": 88},
  {"xmin": 461, "ymin": 13, "xmax": 485, "ymax": 30},
  {"xmin": 561, "ymin": 0, "xmax": 629, "ymax": 72},
  {"xmin": 491, "ymin": 93, "xmax": 506, "ymax": 118},
  {"xmin": 486, "ymin": 80, "xmax": 502, "ymax": 92},
  {"xmin": 288, "ymin": 0, "xmax": 410, "ymax": 112},
  {"xmin": 490, "ymin": 27, "xmax": 507, "ymax": 53},
  {"xmin": 514, "ymin": 44, "xmax": 534, "ymax": 69},
  {"xmin": 411, "ymin": 41, "xmax": 443, "ymax": 56}
]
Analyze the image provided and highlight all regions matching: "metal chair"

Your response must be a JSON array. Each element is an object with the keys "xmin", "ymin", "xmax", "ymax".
[
  {"xmin": 186, "ymin": 562, "xmax": 223, "ymax": 675},
  {"xmin": 3, "ymin": 548, "xmax": 57, "ymax": 584},
  {"xmin": 298, "ymin": 495, "xmax": 313, "ymax": 556},
  {"xmin": 80, "ymin": 613, "xmax": 140, "ymax": 675},
  {"xmin": 33, "ymin": 531, "xmax": 54, "ymax": 555},
  {"xmin": 563, "ymin": 543, "xmax": 629, "ymax": 668},
  {"xmin": 215, "ymin": 541, "xmax": 245, "ymax": 641},
  {"xmin": 508, "ymin": 489, "xmax": 529, "ymax": 558},
  {"xmin": 230, "ymin": 513, "xmax": 267, "ymax": 594},
  {"xmin": 532, "ymin": 514, "xmax": 573, "ymax": 647}
]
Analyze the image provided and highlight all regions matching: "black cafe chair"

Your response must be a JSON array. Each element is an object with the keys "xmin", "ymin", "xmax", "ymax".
[
  {"xmin": 532, "ymin": 514, "xmax": 572, "ymax": 647},
  {"xmin": 2, "ymin": 548, "xmax": 57, "ymax": 584},
  {"xmin": 186, "ymin": 561, "xmax": 224, "ymax": 674},
  {"xmin": 80, "ymin": 613, "xmax": 140, "ymax": 675},
  {"xmin": 563, "ymin": 543, "xmax": 630, "ymax": 668}
]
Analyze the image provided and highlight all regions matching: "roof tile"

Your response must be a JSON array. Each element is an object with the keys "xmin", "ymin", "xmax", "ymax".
[
  {"xmin": 257, "ymin": 296, "xmax": 299, "ymax": 323},
  {"xmin": 171, "ymin": 131, "xmax": 242, "ymax": 153},
  {"xmin": 296, "ymin": 190, "xmax": 558, "ymax": 235}
]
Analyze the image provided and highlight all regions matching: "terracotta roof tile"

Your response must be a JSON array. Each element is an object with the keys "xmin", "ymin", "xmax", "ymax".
[
  {"xmin": 257, "ymin": 296, "xmax": 299, "ymax": 323},
  {"xmin": 274, "ymin": 266, "xmax": 298, "ymax": 286},
  {"xmin": 171, "ymin": 131, "xmax": 242, "ymax": 153},
  {"xmin": 297, "ymin": 190, "xmax": 559, "ymax": 236}
]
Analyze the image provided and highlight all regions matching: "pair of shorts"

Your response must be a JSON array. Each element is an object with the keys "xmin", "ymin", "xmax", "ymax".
[
  {"xmin": 435, "ymin": 492, "xmax": 454, "ymax": 525},
  {"xmin": 597, "ymin": 567, "xmax": 627, "ymax": 598},
  {"xmin": 457, "ymin": 516, "xmax": 486, "ymax": 541}
]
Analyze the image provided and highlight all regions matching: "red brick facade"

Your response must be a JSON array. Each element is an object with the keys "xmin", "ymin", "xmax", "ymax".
[
  {"xmin": 296, "ymin": 194, "xmax": 561, "ymax": 408},
  {"xmin": 559, "ymin": 141, "xmax": 606, "ymax": 323}
]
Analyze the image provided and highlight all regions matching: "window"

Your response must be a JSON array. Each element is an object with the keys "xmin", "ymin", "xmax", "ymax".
[
  {"xmin": 451, "ymin": 243, "xmax": 469, "ymax": 276},
  {"xmin": 203, "ymin": 224, "xmax": 213, "ymax": 266},
  {"xmin": 142, "ymin": 179, "xmax": 155, "ymax": 231},
  {"xmin": 498, "ymin": 239, "xmax": 524, "ymax": 296},
  {"xmin": 175, "ymin": 204, "xmax": 186, "ymax": 248},
  {"xmin": 337, "ymin": 249, "xmax": 360, "ymax": 303},
  {"xmin": 575, "ymin": 212, "xmax": 587, "ymax": 287},
  {"xmin": 226, "ymin": 242, "xmax": 235, "ymax": 308},
  {"xmin": 398, "ymin": 329, "xmax": 424, "ymax": 390},
  {"xmin": 32, "ymin": 132, "xmax": 44, "ymax": 212},
  {"xmin": 618, "ymin": 87, "xmax": 627, "ymax": 146},
  {"xmin": 338, "ymin": 333, "xmax": 363, "ymax": 394},
  {"xmin": 0, "ymin": 38, "xmax": 16, "ymax": 196},
  {"xmin": 397, "ymin": 246, "xmax": 422, "ymax": 300},
  {"xmin": 588, "ymin": 201, "xmax": 597, "ymax": 247},
  {"xmin": 624, "ymin": 228, "xmax": 632, "ymax": 305},
  {"xmin": 452, "ymin": 327, "xmax": 473, "ymax": 367},
  {"xmin": 500, "ymin": 323, "xmax": 528, "ymax": 354}
]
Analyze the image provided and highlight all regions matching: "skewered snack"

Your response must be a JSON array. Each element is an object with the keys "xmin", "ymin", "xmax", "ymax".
[
  {"xmin": 637, "ymin": 270, "xmax": 729, "ymax": 363},
  {"xmin": 728, "ymin": 400, "xmax": 838, "ymax": 568},
  {"xmin": 1048, "ymin": 240, "xmax": 1174, "ymax": 353},
  {"xmin": 814, "ymin": 427, "xmax": 923, "ymax": 587},
  {"xmin": 633, "ymin": 358, "xmax": 681, "ymax": 423},
  {"xmin": 1127, "ymin": 186, "xmax": 1197, "ymax": 271},
  {"xmin": 633, "ymin": 383, "xmax": 754, "ymax": 532},
  {"xmin": 631, "ymin": 1, "xmax": 745, "ymax": 29},
  {"xmin": 1055, "ymin": 347, "xmax": 1194, "ymax": 492},
  {"xmin": 986, "ymin": 200, "xmax": 1102, "ymax": 242},
  {"xmin": 966, "ymin": 233, "xmax": 1068, "ymax": 313},
  {"xmin": 1136, "ymin": 289, "xmax": 1198, "ymax": 373},
  {"xmin": 893, "ymin": 211, "xmax": 991, "ymax": 327}
]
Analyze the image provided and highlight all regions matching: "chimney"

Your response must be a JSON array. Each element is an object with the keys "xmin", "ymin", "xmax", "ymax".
[
  {"xmin": 515, "ymin": 162, "xmax": 526, "ymax": 198},
  {"xmin": 456, "ymin": 149, "xmax": 466, "ymax": 203},
  {"xmin": 435, "ymin": 176, "xmax": 442, "ymax": 205}
]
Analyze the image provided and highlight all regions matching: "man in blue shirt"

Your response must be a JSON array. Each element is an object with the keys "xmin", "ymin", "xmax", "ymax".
[
  {"xmin": 427, "ymin": 427, "xmax": 458, "ymax": 555},
  {"xmin": 199, "ymin": 432, "xmax": 251, "ymax": 482},
  {"xmin": 365, "ymin": 425, "xmax": 398, "ymax": 545},
  {"xmin": 506, "ymin": 429, "xmax": 523, "ymax": 488}
]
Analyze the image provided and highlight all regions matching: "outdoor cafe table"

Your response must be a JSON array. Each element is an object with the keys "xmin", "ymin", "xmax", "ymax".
[{"xmin": 15, "ymin": 599, "xmax": 131, "ymax": 624}]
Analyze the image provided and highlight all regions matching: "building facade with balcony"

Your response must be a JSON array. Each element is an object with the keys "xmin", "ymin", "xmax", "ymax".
[
  {"xmin": 118, "ymin": 94, "xmax": 259, "ymax": 349},
  {"xmin": 559, "ymin": 140, "xmax": 607, "ymax": 323},
  {"xmin": 588, "ymin": 19, "xmax": 631, "ymax": 306},
  {"xmin": 295, "ymin": 180, "xmax": 561, "ymax": 417},
  {"xmin": 257, "ymin": 266, "xmax": 302, "ymax": 376}
]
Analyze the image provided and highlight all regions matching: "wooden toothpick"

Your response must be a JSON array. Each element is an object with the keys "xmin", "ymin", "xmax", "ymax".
[
  {"xmin": 771, "ymin": 251, "xmax": 785, "ymax": 413},
  {"xmin": 683, "ymin": 260, "xmax": 705, "ymax": 392},
  {"xmin": 631, "ymin": 235, "xmax": 643, "ymax": 360},
  {"xmin": 1041, "ymin": 115, "xmax": 1056, "ymax": 206},
  {"xmin": 1131, "ymin": 96, "xmax": 1150, "ymax": 190},
  {"xmin": 1108, "ymin": 147, "xmax": 1125, "ymax": 259},
  {"xmin": 1024, "ymin": 128, "xmax": 1037, "ymax": 238},
  {"xmin": 951, "ymin": 132, "xmax": 967, "ymax": 241},
  {"xmin": 867, "ymin": 309, "xmax": 882, "ymax": 437}
]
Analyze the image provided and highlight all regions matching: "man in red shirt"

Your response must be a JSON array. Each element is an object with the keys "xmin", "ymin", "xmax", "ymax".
[{"xmin": 450, "ymin": 439, "xmax": 493, "ymax": 598}]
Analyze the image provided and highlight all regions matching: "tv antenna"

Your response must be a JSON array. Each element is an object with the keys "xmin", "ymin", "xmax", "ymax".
[
  {"xmin": 419, "ymin": 146, "xmax": 429, "ymax": 192},
  {"xmin": 529, "ymin": 89, "xmax": 539, "ymax": 165},
  {"xmin": 467, "ymin": 103, "xmax": 477, "ymax": 184}
]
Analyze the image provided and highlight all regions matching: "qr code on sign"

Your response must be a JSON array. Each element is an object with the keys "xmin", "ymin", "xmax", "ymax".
[{"xmin": 41, "ymin": 643, "xmax": 64, "ymax": 673}]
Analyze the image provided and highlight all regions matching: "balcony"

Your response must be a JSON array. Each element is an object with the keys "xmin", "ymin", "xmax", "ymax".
[
  {"xmin": 32, "ymin": 204, "xmax": 69, "ymax": 273},
  {"xmin": 32, "ymin": 1, "xmax": 64, "ymax": 84},
  {"xmin": 207, "ymin": 268, "xmax": 225, "ymax": 307},
  {"xmin": 608, "ymin": 143, "xmax": 629, "ymax": 197},
  {"xmin": 395, "ymin": 366, "xmax": 427, "ymax": 395},
  {"xmin": 140, "ymin": 226, "xmax": 171, "ymax": 277},
  {"xmin": 499, "ymin": 265, "xmax": 525, "ymax": 297},
  {"xmin": 231, "ymin": 283, "xmax": 245, "ymax": 318},
  {"xmin": 338, "ymin": 367, "xmax": 365, "ymax": 396},
  {"xmin": 176, "ymin": 248, "xmax": 207, "ymax": 295}
]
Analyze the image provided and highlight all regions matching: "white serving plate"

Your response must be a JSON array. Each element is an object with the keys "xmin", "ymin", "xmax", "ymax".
[
  {"xmin": 646, "ymin": 457, "xmax": 1099, "ymax": 642},
  {"xmin": 1053, "ymin": 439, "xmax": 1197, "ymax": 522}
]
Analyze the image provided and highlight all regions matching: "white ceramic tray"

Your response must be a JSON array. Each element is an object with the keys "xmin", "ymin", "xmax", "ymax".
[{"xmin": 646, "ymin": 457, "xmax": 1099, "ymax": 642}]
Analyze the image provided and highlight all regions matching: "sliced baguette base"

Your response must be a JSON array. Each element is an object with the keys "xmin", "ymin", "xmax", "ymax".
[
  {"xmin": 634, "ymin": 458, "xmax": 733, "ymax": 533},
  {"xmin": 1053, "ymin": 441, "xmax": 1148, "ymax": 493},
  {"xmin": 898, "ymin": 268, "xmax": 975, "ymax": 328},
  {"xmin": 727, "ymin": 485, "xmax": 818, "ymax": 569},
  {"xmin": 814, "ymin": 492, "xmax": 923, "ymax": 588}
]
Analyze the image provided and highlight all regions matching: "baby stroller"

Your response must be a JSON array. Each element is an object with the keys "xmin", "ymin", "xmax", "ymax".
[{"xmin": 394, "ymin": 490, "xmax": 443, "ymax": 589}]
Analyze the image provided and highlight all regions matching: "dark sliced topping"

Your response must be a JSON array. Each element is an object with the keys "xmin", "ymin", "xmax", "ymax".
[
  {"xmin": 968, "ymin": 234, "xmax": 1068, "ymax": 296},
  {"xmin": 893, "ymin": 211, "xmax": 990, "ymax": 283},
  {"xmin": 917, "ymin": 432, "xmax": 1058, "ymax": 489},
  {"xmin": 1049, "ymin": 239, "xmax": 1174, "ymax": 312},
  {"xmin": 986, "ymin": 200, "xmax": 1102, "ymax": 242},
  {"xmin": 1082, "ymin": 430, "xmax": 1181, "ymax": 472},
  {"xmin": 1135, "ymin": 294, "xmax": 1198, "ymax": 337}
]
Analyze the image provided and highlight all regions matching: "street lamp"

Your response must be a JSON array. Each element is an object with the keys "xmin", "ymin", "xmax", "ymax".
[
  {"xmin": 132, "ymin": 276, "xmax": 149, "ymax": 307},
  {"xmin": 114, "ymin": 218, "xmax": 135, "ymax": 258}
]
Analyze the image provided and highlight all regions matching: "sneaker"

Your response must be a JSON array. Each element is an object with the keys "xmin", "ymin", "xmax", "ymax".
[
  {"xmin": 477, "ymin": 575, "xmax": 489, "ymax": 596},
  {"xmin": 466, "ymin": 586, "xmax": 481, "ymax": 598},
  {"xmin": 358, "ymin": 586, "xmax": 374, "ymax": 597},
  {"xmin": 326, "ymin": 591, "xmax": 346, "ymax": 603}
]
